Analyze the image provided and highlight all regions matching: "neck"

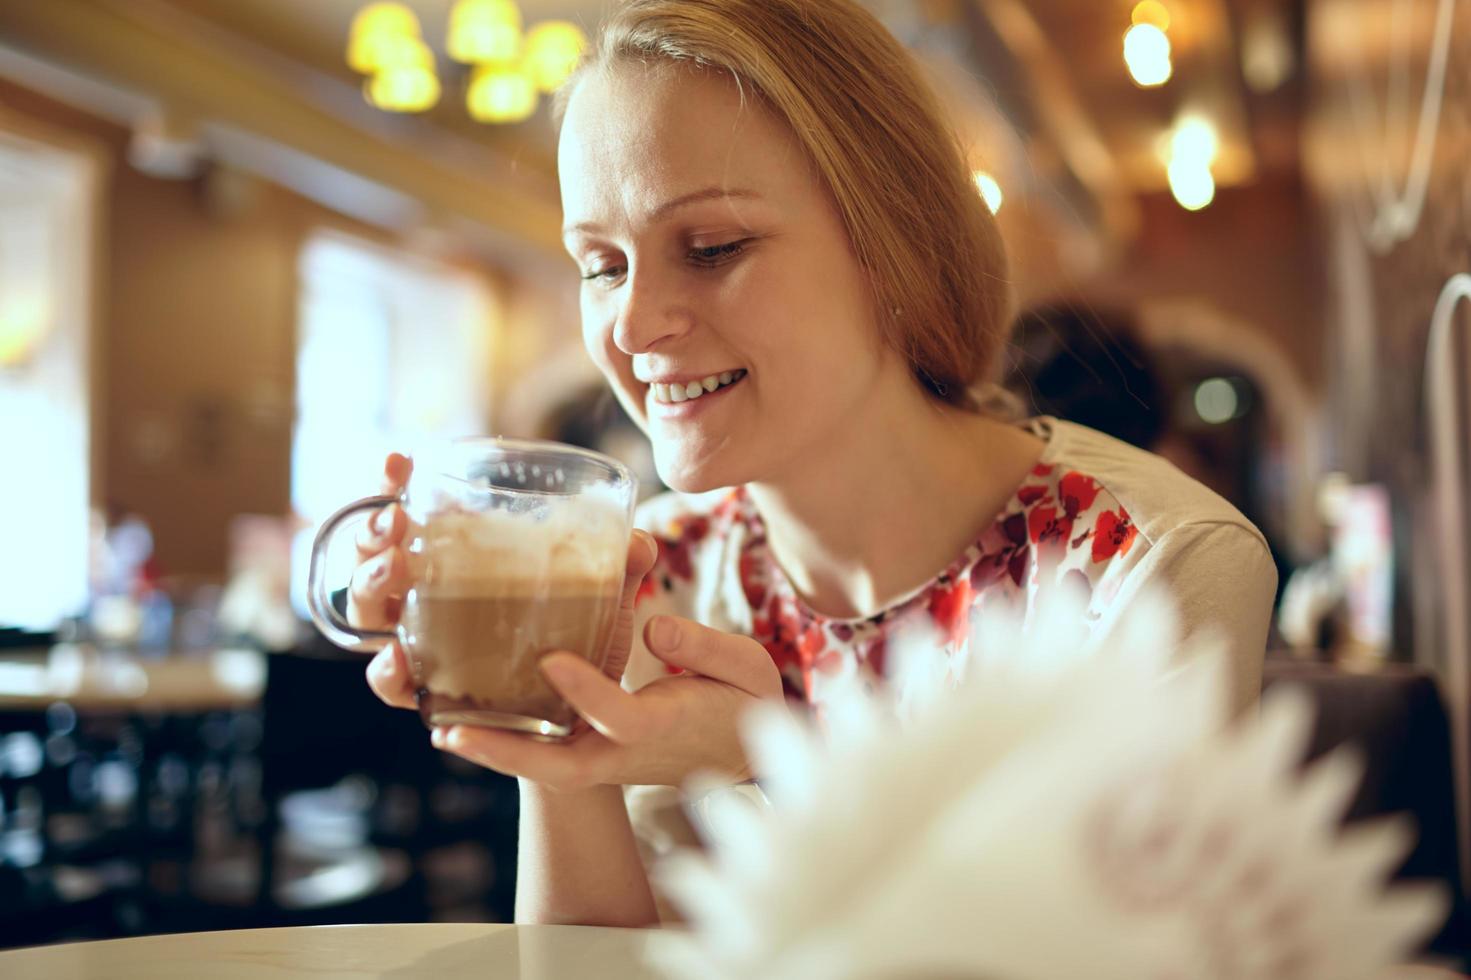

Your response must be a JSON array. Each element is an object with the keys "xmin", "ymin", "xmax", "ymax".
[{"xmin": 745, "ymin": 373, "xmax": 1043, "ymax": 619}]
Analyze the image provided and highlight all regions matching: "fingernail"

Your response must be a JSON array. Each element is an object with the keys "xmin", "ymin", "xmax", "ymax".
[
  {"xmin": 651, "ymin": 616, "xmax": 680, "ymax": 650},
  {"xmin": 430, "ymin": 726, "xmax": 446, "ymax": 748}
]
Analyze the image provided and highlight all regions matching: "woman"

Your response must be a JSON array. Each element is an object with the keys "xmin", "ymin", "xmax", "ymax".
[{"xmin": 345, "ymin": 0, "xmax": 1277, "ymax": 927}]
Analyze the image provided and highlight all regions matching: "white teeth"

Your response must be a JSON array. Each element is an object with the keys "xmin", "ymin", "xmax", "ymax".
[{"xmin": 648, "ymin": 369, "xmax": 746, "ymax": 404}]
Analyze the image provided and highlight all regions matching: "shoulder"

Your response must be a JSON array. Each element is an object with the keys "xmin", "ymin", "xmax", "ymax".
[{"xmin": 1035, "ymin": 417, "xmax": 1271, "ymax": 558}]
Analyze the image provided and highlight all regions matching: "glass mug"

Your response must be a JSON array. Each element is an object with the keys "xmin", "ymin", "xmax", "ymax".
[{"xmin": 307, "ymin": 438, "xmax": 638, "ymax": 739}]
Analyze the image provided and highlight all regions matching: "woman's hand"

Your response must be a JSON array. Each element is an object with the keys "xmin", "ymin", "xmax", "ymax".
[
  {"xmin": 433, "ymin": 616, "xmax": 786, "ymax": 790},
  {"xmin": 354, "ymin": 453, "xmax": 783, "ymax": 789},
  {"xmin": 346, "ymin": 453, "xmax": 414, "ymax": 632}
]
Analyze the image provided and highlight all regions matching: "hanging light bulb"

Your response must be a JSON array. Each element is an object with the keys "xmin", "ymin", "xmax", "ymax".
[
  {"xmin": 365, "ymin": 38, "xmax": 440, "ymax": 112},
  {"xmin": 524, "ymin": 21, "xmax": 588, "ymax": 92},
  {"xmin": 1123, "ymin": 23, "xmax": 1172, "ymax": 87},
  {"xmin": 467, "ymin": 63, "xmax": 538, "ymax": 123},
  {"xmin": 347, "ymin": 2, "xmax": 423, "ymax": 74},
  {"xmin": 448, "ymin": 0, "xmax": 523, "ymax": 65}
]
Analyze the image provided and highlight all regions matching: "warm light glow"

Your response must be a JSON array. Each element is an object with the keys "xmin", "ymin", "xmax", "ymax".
[
  {"xmin": 347, "ymin": 3, "xmax": 422, "ymax": 73},
  {"xmin": 351, "ymin": 30, "xmax": 434, "ymax": 78},
  {"xmin": 972, "ymin": 171, "xmax": 1003, "ymax": 214},
  {"xmin": 365, "ymin": 64, "xmax": 441, "ymax": 112},
  {"xmin": 0, "ymin": 295, "xmax": 48, "ymax": 367},
  {"xmin": 1131, "ymin": 0, "xmax": 1171, "ymax": 31},
  {"xmin": 1170, "ymin": 115, "xmax": 1219, "ymax": 167},
  {"xmin": 467, "ymin": 65, "xmax": 537, "ymax": 123},
  {"xmin": 1167, "ymin": 157, "xmax": 1215, "ymax": 210},
  {"xmin": 1194, "ymin": 378, "xmax": 1239, "ymax": 424},
  {"xmin": 524, "ymin": 21, "xmax": 588, "ymax": 92},
  {"xmin": 447, "ymin": 0, "xmax": 522, "ymax": 65},
  {"xmin": 1123, "ymin": 23, "xmax": 1172, "ymax": 87}
]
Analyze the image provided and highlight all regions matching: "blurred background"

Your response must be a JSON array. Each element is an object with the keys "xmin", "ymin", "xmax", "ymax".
[{"xmin": 0, "ymin": 0, "xmax": 1467, "ymax": 960}]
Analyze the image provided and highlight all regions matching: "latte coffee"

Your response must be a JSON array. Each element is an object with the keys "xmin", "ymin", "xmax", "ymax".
[{"xmin": 398, "ymin": 491, "xmax": 628, "ymax": 737}]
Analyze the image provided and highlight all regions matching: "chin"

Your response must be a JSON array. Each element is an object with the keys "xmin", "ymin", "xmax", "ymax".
[{"xmin": 654, "ymin": 444, "xmax": 747, "ymax": 495}]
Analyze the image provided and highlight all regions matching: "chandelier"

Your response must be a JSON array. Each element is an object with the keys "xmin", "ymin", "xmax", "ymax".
[{"xmin": 347, "ymin": 1, "xmax": 588, "ymax": 123}]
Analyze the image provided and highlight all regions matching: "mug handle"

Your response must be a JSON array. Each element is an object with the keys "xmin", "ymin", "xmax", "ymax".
[{"xmin": 307, "ymin": 493, "xmax": 402, "ymax": 652}]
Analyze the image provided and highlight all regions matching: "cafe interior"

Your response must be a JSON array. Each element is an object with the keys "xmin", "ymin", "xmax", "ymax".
[{"xmin": 0, "ymin": 0, "xmax": 1469, "ymax": 975}]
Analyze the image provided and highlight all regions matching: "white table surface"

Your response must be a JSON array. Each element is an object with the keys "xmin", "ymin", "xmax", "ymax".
[
  {"xmin": 0, "ymin": 923, "xmax": 1462, "ymax": 979},
  {"xmin": 0, "ymin": 923, "xmax": 667, "ymax": 979}
]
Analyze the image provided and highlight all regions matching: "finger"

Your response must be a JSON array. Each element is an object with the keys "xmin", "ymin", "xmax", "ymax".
[
  {"xmin": 539, "ymin": 653, "xmax": 650, "ymax": 743},
  {"xmin": 347, "ymin": 546, "xmax": 410, "ymax": 629},
  {"xmin": 642, "ymin": 616, "xmax": 779, "ymax": 698},
  {"xmin": 432, "ymin": 723, "xmax": 616, "ymax": 789},
  {"xmin": 600, "ymin": 529, "xmax": 659, "ymax": 681},
  {"xmin": 380, "ymin": 452, "xmax": 413, "ymax": 495},
  {"xmin": 366, "ymin": 640, "xmax": 416, "ymax": 710},
  {"xmin": 354, "ymin": 502, "xmax": 405, "ymax": 564}
]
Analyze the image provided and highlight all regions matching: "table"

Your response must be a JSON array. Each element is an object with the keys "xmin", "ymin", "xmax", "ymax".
[
  {"xmin": 0, "ymin": 645, "xmax": 265, "ymax": 713},
  {"xmin": 0, "ymin": 923, "xmax": 666, "ymax": 979},
  {"xmin": 0, "ymin": 924, "xmax": 1462, "ymax": 979}
]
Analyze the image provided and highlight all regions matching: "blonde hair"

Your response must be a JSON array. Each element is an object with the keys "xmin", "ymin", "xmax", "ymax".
[{"xmin": 558, "ymin": 0, "xmax": 1012, "ymax": 409}]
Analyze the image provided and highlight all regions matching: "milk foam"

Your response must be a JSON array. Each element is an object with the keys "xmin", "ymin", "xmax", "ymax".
[{"xmin": 413, "ymin": 488, "xmax": 629, "ymax": 598}]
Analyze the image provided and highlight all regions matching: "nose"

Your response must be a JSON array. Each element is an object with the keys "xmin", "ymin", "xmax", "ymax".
[{"xmin": 611, "ymin": 263, "xmax": 694, "ymax": 355}]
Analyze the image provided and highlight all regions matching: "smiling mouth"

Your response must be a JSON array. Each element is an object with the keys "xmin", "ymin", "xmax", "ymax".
[{"xmin": 648, "ymin": 369, "xmax": 747, "ymax": 405}]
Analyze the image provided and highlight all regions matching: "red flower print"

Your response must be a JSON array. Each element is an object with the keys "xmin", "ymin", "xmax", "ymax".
[
  {"xmin": 927, "ymin": 579, "xmax": 973, "ymax": 646},
  {"xmin": 1017, "ymin": 485, "xmax": 1048, "ymax": 506},
  {"xmin": 800, "ymin": 625, "xmax": 830, "ymax": 667},
  {"xmin": 656, "ymin": 535, "xmax": 694, "ymax": 582},
  {"xmin": 634, "ymin": 574, "xmax": 656, "ymax": 607},
  {"xmin": 1007, "ymin": 547, "xmax": 1030, "ymax": 587},
  {"xmin": 1091, "ymin": 508, "xmax": 1138, "ymax": 563},
  {"xmin": 1001, "ymin": 512, "xmax": 1028, "ymax": 546},
  {"xmin": 739, "ymin": 551, "xmax": 767, "ymax": 609},
  {"xmin": 808, "ymin": 654, "xmax": 841, "ymax": 677},
  {"xmin": 1032, "ymin": 463, "xmax": 1055, "ymax": 477},
  {"xmin": 1059, "ymin": 471, "xmax": 1102, "ymax": 518},
  {"xmin": 1028, "ymin": 505, "xmax": 1074, "ymax": 547}
]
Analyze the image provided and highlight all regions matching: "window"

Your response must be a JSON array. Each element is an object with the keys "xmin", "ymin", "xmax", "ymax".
[
  {"xmin": 0, "ymin": 132, "xmax": 95, "ymax": 631},
  {"xmin": 289, "ymin": 231, "xmax": 497, "ymax": 614}
]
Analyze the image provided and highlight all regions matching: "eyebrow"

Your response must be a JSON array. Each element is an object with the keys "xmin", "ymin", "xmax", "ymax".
[{"xmin": 562, "ymin": 187, "xmax": 764, "ymax": 238}]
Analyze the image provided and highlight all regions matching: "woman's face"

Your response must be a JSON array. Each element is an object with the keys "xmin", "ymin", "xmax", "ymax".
[{"xmin": 558, "ymin": 61, "xmax": 899, "ymax": 493}]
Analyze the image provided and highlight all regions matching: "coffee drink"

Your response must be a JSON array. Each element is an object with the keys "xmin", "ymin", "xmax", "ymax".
[{"xmin": 398, "ymin": 491, "xmax": 628, "ymax": 736}]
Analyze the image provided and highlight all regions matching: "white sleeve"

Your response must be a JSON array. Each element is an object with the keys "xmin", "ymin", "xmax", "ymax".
[{"xmin": 1097, "ymin": 521, "xmax": 1278, "ymax": 715}]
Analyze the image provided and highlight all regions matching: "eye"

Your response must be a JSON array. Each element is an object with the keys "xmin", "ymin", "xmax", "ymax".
[
  {"xmin": 688, "ymin": 240, "xmax": 748, "ymax": 267},
  {"xmin": 580, "ymin": 263, "xmax": 626, "ymax": 284}
]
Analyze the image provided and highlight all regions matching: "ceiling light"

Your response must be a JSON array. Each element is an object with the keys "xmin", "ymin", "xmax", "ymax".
[
  {"xmin": 467, "ymin": 65, "xmax": 538, "ymax": 123},
  {"xmin": 524, "ymin": 21, "xmax": 589, "ymax": 93},
  {"xmin": 1170, "ymin": 115, "xmax": 1218, "ymax": 167},
  {"xmin": 1131, "ymin": 1, "xmax": 1171, "ymax": 31},
  {"xmin": 1168, "ymin": 157, "xmax": 1215, "ymax": 211},
  {"xmin": 366, "ymin": 61, "xmax": 441, "ymax": 113},
  {"xmin": 347, "ymin": 3, "xmax": 422, "ymax": 74},
  {"xmin": 1123, "ymin": 23, "xmax": 1172, "ymax": 87},
  {"xmin": 1194, "ymin": 378, "xmax": 1239, "ymax": 423},
  {"xmin": 448, "ymin": 0, "xmax": 522, "ymax": 65}
]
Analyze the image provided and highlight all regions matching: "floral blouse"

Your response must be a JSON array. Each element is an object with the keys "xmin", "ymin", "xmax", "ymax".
[{"xmin": 628, "ymin": 424, "xmax": 1170, "ymax": 714}]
